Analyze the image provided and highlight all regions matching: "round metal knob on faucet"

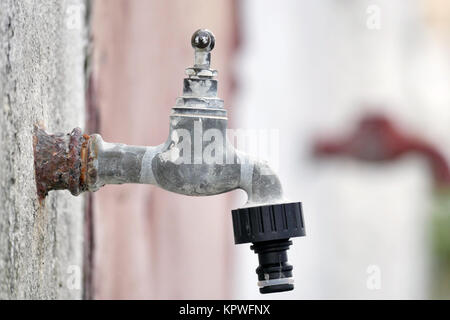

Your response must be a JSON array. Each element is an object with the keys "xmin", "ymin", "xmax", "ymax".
[{"xmin": 191, "ymin": 29, "xmax": 215, "ymax": 51}]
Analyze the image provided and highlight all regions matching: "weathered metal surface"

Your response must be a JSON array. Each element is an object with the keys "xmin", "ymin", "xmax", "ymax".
[
  {"xmin": 33, "ymin": 127, "xmax": 89, "ymax": 199},
  {"xmin": 35, "ymin": 30, "xmax": 285, "ymax": 208},
  {"xmin": 32, "ymin": 29, "xmax": 288, "ymax": 295},
  {"xmin": 85, "ymin": 30, "xmax": 283, "ymax": 206}
]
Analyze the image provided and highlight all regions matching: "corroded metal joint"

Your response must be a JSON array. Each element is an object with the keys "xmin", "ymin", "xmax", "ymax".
[{"xmin": 33, "ymin": 126, "xmax": 92, "ymax": 198}]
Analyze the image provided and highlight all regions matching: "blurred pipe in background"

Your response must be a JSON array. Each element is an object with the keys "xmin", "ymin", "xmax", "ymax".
[{"xmin": 313, "ymin": 112, "xmax": 450, "ymax": 298}]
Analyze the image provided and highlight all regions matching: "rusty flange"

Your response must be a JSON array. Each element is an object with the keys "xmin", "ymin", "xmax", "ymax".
[{"xmin": 33, "ymin": 126, "xmax": 91, "ymax": 199}]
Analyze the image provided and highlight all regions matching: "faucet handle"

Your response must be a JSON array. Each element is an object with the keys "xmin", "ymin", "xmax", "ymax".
[
  {"xmin": 190, "ymin": 29, "xmax": 216, "ymax": 70},
  {"xmin": 177, "ymin": 29, "xmax": 223, "ymax": 112},
  {"xmin": 191, "ymin": 29, "xmax": 215, "ymax": 52}
]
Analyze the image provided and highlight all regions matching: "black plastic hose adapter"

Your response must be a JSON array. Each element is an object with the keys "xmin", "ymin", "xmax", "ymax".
[{"xmin": 231, "ymin": 202, "xmax": 305, "ymax": 294}]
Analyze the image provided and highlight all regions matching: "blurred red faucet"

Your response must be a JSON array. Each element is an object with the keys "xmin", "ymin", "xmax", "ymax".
[
  {"xmin": 314, "ymin": 113, "xmax": 450, "ymax": 298},
  {"xmin": 314, "ymin": 114, "xmax": 450, "ymax": 188}
]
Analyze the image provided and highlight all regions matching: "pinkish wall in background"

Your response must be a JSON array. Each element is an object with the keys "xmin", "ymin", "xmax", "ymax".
[{"xmin": 91, "ymin": 0, "xmax": 240, "ymax": 299}]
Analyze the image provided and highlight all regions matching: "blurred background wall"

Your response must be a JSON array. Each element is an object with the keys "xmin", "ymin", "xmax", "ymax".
[
  {"xmin": 233, "ymin": 0, "xmax": 450, "ymax": 299},
  {"xmin": 90, "ymin": 0, "xmax": 450, "ymax": 299}
]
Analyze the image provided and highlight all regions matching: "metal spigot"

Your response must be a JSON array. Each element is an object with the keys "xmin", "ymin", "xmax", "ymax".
[{"xmin": 33, "ymin": 29, "xmax": 306, "ymax": 294}]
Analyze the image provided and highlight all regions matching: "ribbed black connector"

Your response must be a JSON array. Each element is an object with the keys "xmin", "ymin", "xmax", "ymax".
[{"xmin": 231, "ymin": 202, "xmax": 305, "ymax": 294}]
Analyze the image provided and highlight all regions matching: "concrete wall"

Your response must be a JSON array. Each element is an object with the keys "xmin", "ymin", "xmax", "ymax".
[{"xmin": 0, "ymin": 0, "xmax": 87, "ymax": 299}]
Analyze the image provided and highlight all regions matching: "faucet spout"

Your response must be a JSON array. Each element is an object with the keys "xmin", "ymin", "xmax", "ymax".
[
  {"xmin": 85, "ymin": 135, "xmax": 284, "ymax": 206},
  {"xmin": 236, "ymin": 152, "xmax": 284, "ymax": 205}
]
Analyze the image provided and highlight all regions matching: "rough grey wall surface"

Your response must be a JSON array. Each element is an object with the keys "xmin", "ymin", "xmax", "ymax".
[{"xmin": 0, "ymin": 0, "xmax": 87, "ymax": 299}]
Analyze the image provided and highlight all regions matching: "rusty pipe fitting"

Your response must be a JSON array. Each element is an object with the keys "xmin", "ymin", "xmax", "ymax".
[{"xmin": 33, "ymin": 126, "xmax": 91, "ymax": 198}]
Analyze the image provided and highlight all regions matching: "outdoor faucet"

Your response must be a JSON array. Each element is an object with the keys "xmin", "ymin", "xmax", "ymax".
[{"xmin": 33, "ymin": 29, "xmax": 306, "ymax": 294}]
